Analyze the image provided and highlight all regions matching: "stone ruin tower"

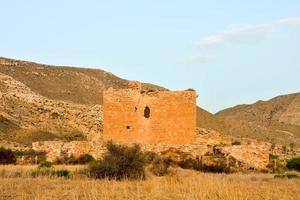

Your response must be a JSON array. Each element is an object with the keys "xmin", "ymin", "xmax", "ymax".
[{"xmin": 103, "ymin": 81, "xmax": 197, "ymax": 144}]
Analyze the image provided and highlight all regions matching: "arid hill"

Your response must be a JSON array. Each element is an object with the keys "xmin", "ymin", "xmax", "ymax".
[
  {"xmin": 1, "ymin": 57, "xmax": 299, "ymax": 147},
  {"xmin": 216, "ymin": 93, "xmax": 300, "ymax": 146},
  {"xmin": 0, "ymin": 57, "xmax": 228, "ymax": 147}
]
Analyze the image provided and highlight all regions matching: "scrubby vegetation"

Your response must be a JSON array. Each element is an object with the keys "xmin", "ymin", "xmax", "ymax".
[
  {"xmin": 88, "ymin": 141, "xmax": 146, "ymax": 180},
  {"xmin": 150, "ymin": 157, "xmax": 173, "ymax": 176},
  {"xmin": 178, "ymin": 156, "xmax": 231, "ymax": 173},
  {"xmin": 55, "ymin": 154, "xmax": 95, "ymax": 165},
  {"xmin": 286, "ymin": 157, "xmax": 300, "ymax": 171},
  {"xmin": 0, "ymin": 147, "xmax": 16, "ymax": 164}
]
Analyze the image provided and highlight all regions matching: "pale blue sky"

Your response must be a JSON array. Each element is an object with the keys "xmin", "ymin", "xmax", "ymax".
[{"xmin": 1, "ymin": 0, "xmax": 300, "ymax": 113}]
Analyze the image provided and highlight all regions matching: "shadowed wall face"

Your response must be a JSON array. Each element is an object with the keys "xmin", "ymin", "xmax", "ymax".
[{"xmin": 103, "ymin": 88, "xmax": 197, "ymax": 144}]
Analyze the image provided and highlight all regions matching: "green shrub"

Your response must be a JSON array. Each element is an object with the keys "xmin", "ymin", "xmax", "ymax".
[
  {"xmin": 286, "ymin": 157, "xmax": 300, "ymax": 171},
  {"xmin": 88, "ymin": 141, "xmax": 146, "ymax": 180},
  {"xmin": 150, "ymin": 157, "xmax": 173, "ymax": 176},
  {"xmin": 0, "ymin": 147, "xmax": 16, "ymax": 164}
]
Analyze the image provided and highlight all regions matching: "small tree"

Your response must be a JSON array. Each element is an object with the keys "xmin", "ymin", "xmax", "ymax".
[
  {"xmin": 89, "ymin": 141, "xmax": 146, "ymax": 180},
  {"xmin": 0, "ymin": 147, "xmax": 16, "ymax": 164}
]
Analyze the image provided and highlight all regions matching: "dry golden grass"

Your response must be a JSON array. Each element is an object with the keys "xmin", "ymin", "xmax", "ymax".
[{"xmin": 0, "ymin": 165, "xmax": 299, "ymax": 200}]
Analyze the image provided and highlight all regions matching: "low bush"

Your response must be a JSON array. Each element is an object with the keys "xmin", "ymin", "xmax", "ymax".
[
  {"xmin": 201, "ymin": 158, "xmax": 230, "ymax": 173},
  {"xmin": 150, "ymin": 157, "xmax": 173, "ymax": 176},
  {"xmin": 143, "ymin": 151, "xmax": 157, "ymax": 164},
  {"xmin": 0, "ymin": 147, "xmax": 16, "ymax": 164},
  {"xmin": 286, "ymin": 157, "xmax": 300, "ymax": 171},
  {"xmin": 177, "ymin": 157, "xmax": 202, "ymax": 171},
  {"xmin": 177, "ymin": 156, "xmax": 230, "ymax": 173},
  {"xmin": 88, "ymin": 141, "xmax": 146, "ymax": 180}
]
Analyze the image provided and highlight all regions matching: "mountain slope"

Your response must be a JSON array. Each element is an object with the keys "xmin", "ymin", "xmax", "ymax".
[
  {"xmin": 0, "ymin": 57, "xmax": 228, "ymax": 146},
  {"xmin": 0, "ymin": 57, "xmax": 163, "ymax": 105},
  {"xmin": 216, "ymin": 93, "xmax": 300, "ymax": 146}
]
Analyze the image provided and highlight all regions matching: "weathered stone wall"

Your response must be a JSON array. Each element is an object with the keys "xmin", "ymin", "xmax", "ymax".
[{"xmin": 103, "ymin": 85, "xmax": 197, "ymax": 144}]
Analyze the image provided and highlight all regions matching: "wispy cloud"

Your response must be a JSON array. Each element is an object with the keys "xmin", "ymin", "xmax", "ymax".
[
  {"xmin": 186, "ymin": 16, "xmax": 300, "ymax": 64},
  {"xmin": 195, "ymin": 16, "xmax": 300, "ymax": 47},
  {"xmin": 278, "ymin": 16, "xmax": 300, "ymax": 26},
  {"xmin": 196, "ymin": 24, "xmax": 273, "ymax": 47},
  {"xmin": 185, "ymin": 53, "xmax": 213, "ymax": 64}
]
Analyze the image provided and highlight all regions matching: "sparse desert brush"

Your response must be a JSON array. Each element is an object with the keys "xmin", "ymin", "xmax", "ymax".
[
  {"xmin": 286, "ymin": 156, "xmax": 300, "ymax": 171},
  {"xmin": 150, "ymin": 156, "xmax": 173, "ymax": 176},
  {"xmin": 143, "ymin": 151, "xmax": 158, "ymax": 164},
  {"xmin": 88, "ymin": 141, "xmax": 146, "ymax": 180},
  {"xmin": 0, "ymin": 147, "xmax": 16, "ymax": 164}
]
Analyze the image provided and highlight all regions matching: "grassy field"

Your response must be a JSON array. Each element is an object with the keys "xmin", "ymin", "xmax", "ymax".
[{"xmin": 0, "ymin": 165, "xmax": 299, "ymax": 200}]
